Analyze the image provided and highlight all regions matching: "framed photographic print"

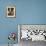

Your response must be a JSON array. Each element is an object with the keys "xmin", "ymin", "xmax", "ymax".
[
  {"xmin": 6, "ymin": 5, "xmax": 16, "ymax": 17},
  {"xmin": 18, "ymin": 24, "xmax": 46, "ymax": 42}
]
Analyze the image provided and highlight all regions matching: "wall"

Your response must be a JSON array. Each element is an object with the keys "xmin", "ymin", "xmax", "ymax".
[
  {"xmin": 0, "ymin": 0, "xmax": 46, "ymax": 44},
  {"xmin": 16, "ymin": 0, "xmax": 46, "ymax": 24},
  {"xmin": 0, "ymin": 0, "xmax": 17, "ymax": 44}
]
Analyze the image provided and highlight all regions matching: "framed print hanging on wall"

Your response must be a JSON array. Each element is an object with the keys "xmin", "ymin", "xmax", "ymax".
[{"xmin": 6, "ymin": 5, "xmax": 16, "ymax": 17}]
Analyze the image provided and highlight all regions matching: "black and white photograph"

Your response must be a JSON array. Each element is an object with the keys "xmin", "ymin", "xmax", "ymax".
[{"xmin": 18, "ymin": 25, "xmax": 46, "ymax": 46}]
